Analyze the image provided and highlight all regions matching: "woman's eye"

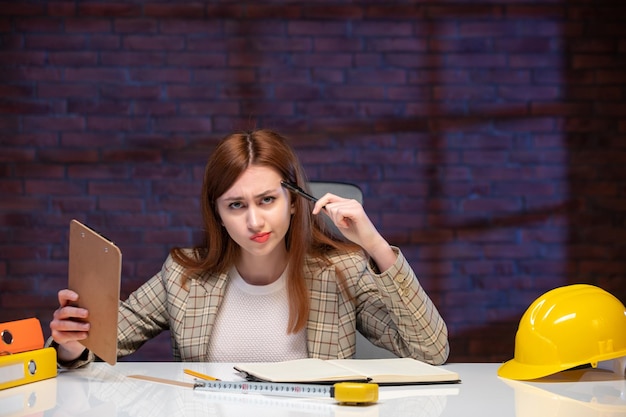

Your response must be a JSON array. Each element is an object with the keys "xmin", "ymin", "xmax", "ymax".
[
  {"xmin": 261, "ymin": 196, "xmax": 275, "ymax": 205},
  {"xmin": 229, "ymin": 201, "xmax": 244, "ymax": 209}
]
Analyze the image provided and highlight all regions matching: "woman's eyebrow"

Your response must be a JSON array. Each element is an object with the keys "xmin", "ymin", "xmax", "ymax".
[
  {"xmin": 253, "ymin": 189, "xmax": 279, "ymax": 199},
  {"xmin": 220, "ymin": 188, "xmax": 278, "ymax": 202}
]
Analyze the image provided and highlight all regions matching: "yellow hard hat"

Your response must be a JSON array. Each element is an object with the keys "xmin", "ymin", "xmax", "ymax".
[{"xmin": 498, "ymin": 284, "xmax": 626, "ymax": 380}]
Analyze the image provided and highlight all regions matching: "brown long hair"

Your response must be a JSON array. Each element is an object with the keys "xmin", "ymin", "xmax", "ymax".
[{"xmin": 171, "ymin": 129, "xmax": 359, "ymax": 333}]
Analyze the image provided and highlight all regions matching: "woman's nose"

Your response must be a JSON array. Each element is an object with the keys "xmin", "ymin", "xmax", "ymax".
[{"xmin": 247, "ymin": 206, "xmax": 264, "ymax": 230}]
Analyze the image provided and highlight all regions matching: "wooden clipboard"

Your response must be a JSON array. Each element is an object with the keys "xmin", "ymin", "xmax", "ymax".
[{"xmin": 68, "ymin": 219, "xmax": 121, "ymax": 365}]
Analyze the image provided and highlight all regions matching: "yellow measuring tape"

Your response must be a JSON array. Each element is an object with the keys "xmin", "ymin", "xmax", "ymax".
[
  {"xmin": 194, "ymin": 380, "xmax": 379, "ymax": 404},
  {"xmin": 329, "ymin": 382, "xmax": 379, "ymax": 404},
  {"xmin": 129, "ymin": 375, "xmax": 378, "ymax": 404}
]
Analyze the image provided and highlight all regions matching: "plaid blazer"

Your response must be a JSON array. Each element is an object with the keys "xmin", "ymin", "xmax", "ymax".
[{"xmin": 61, "ymin": 247, "xmax": 449, "ymax": 367}]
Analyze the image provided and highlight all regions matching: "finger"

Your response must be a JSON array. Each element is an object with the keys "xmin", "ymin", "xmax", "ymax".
[
  {"xmin": 312, "ymin": 193, "xmax": 348, "ymax": 214},
  {"xmin": 50, "ymin": 318, "xmax": 90, "ymax": 333},
  {"xmin": 58, "ymin": 289, "xmax": 79, "ymax": 306},
  {"xmin": 312, "ymin": 198, "xmax": 330, "ymax": 215},
  {"xmin": 333, "ymin": 211, "xmax": 355, "ymax": 229},
  {"xmin": 49, "ymin": 314, "xmax": 90, "ymax": 344},
  {"xmin": 50, "ymin": 319, "xmax": 91, "ymax": 332},
  {"xmin": 326, "ymin": 201, "xmax": 360, "ymax": 225},
  {"xmin": 50, "ymin": 328, "xmax": 89, "ymax": 344},
  {"xmin": 53, "ymin": 305, "xmax": 89, "ymax": 321},
  {"xmin": 50, "ymin": 307, "xmax": 90, "ymax": 333}
]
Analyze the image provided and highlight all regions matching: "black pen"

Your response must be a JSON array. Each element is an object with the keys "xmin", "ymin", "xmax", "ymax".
[{"xmin": 280, "ymin": 181, "xmax": 319, "ymax": 204}]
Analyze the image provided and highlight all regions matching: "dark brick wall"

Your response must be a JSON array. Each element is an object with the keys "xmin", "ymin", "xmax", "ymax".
[{"xmin": 1, "ymin": 1, "xmax": 625, "ymax": 362}]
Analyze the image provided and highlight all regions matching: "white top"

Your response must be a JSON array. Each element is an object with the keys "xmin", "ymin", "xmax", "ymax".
[{"xmin": 206, "ymin": 266, "xmax": 308, "ymax": 362}]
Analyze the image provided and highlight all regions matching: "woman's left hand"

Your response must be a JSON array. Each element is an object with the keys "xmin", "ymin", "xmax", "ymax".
[{"xmin": 312, "ymin": 193, "xmax": 397, "ymax": 271}]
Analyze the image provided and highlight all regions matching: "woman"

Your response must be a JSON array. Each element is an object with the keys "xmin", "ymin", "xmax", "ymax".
[{"xmin": 50, "ymin": 129, "xmax": 449, "ymax": 367}]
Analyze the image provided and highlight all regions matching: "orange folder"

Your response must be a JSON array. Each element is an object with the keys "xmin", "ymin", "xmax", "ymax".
[{"xmin": 0, "ymin": 318, "xmax": 44, "ymax": 355}]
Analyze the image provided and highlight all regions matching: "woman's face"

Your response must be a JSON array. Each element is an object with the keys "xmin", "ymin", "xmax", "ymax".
[{"xmin": 216, "ymin": 165, "xmax": 294, "ymax": 261}]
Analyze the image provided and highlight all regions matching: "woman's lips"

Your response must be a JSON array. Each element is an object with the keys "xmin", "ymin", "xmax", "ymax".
[{"xmin": 250, "ymin": 232, "xmax": 271, "ymax": 243}]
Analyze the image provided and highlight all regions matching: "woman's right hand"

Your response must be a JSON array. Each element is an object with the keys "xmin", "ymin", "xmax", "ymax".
[{"xmin": 50, "ymin": 289, "xmax": 90, "ymax": 362}]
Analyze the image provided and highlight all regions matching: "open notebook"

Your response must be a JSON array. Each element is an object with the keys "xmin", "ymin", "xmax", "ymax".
[{"xmin": 234, "ymin": 358, "xmax": 460, "ymax": 385}]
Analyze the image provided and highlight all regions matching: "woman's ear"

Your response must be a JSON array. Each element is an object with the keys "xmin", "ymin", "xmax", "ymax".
[{"xmin": 287, "ymin": 191, "xmax": 296, "ymax": 214}]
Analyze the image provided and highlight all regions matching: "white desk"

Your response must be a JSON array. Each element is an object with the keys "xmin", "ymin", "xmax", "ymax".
[{"xmin": 1, "ymin": 362, "xmax": 625, "ymax": 417}]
